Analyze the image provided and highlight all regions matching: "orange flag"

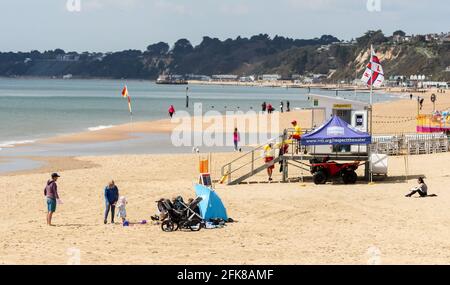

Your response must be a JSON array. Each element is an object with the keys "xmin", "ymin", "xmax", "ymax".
[{"xmin": 121, "ymin": 86, "xmax": 132, "ymax": 115}]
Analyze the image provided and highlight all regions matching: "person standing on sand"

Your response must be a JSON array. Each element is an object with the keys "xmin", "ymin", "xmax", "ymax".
[
  {"xmin": 104, "ymin": 180, "xmax": 119, "ymax": 224},
  {"xmin": 44, "ymin": 173, "xmax": 61, "ymax": 226},
  {"xmin": 233, "ymin": 128, "xmax": 241, "ymax": 152},
  {"xmin": 168, "ymin": 105, "xmax": 175, "ymax": 118},
  {"xmin": 280, "ymin": 101, "xmax": 284, "ymax": 113},
  {"xmin": 287, "ymin": 101, "xmax": 290, "ymax": 112},
  {"xmin": 262, "ymin": 143, "xmax": 275, "ymax": 182},
  {"xmin": 262, "ymin": 102, "xmax": 267, "ymax": 112}
]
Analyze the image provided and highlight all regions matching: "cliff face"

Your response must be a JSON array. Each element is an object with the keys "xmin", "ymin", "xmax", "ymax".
[{"xmin": 1, "ymin": 32, "xmax": 449, "ymax": 81}]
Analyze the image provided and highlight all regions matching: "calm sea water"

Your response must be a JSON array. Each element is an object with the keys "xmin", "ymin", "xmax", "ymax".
[{"xmin": 0, "ymin": 77, "xmax": 398, "ymax": 148}]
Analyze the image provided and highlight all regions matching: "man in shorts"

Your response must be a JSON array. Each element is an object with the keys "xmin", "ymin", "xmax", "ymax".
[{"xmin": 44, "ymin": 173, "xmax": 61, "ymax": 226}]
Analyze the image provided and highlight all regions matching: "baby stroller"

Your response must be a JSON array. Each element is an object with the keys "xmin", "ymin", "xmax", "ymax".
[{"xmin": 159, "ymin": 197, "xmax": 204, "ymax": 232}]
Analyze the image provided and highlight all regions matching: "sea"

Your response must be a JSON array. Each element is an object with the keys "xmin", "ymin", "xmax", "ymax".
[{"xmin": 0, "ymin": 77, "xmax": 402, "ymax": 173}]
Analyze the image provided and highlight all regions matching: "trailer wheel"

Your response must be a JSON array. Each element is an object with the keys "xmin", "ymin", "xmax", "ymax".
[
  {"xmin": 342, "ymin": 170, "xmax": 357, "ymax": 184},
  {"xmin": 313, "ymin": 170, "xmax": 327, "ymax": 185}
]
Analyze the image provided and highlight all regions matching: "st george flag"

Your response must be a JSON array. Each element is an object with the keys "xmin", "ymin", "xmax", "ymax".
[
  {"xmin": 361, "ymin": 45, "xmax": 384, "ymax": 88},
  {"xmin": 121, "ymin": 85, "xmax": 132, "ymax": 115}
]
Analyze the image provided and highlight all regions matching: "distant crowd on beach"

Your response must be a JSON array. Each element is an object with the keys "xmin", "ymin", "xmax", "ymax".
[{"xmin": 260, "ymin": 100, "xmax": 291, "ymax": 114}]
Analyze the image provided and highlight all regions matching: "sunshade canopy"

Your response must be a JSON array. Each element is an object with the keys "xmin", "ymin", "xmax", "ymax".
[
  {"xmin": 301, "ymin": 115, "xmax": 371, "ymax": 146},
  {"xmin": 194, "ymin": 184, "xmax": 228, "ymax": 221}
]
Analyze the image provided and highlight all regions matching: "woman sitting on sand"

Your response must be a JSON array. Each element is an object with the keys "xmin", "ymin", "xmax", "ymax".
[{"xmin": 405, "ymin": 177, "xmax": 428, "ymax": 197}]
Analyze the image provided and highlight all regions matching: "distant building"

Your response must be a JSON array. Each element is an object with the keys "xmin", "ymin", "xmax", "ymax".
[
  {"xmin": 291, "ymin": 74, "xmax": 301, "ymax": 79},
  {"xmin": 317, "ymin": 45, "xmax": 331, "ymax": 52},
  {"xmin": 24, "ymin": 58, "xmax": 32, "ymax": 63},
  {"xmin": 422, "ymin": 81, "xmax": 448, "ymax": 89},
  {"xmin": 261, "ymin": 74, "xmax": 281, "ymax": 81},
  {"xmin": 56, "ymin": 54, "xmax": 80, "ymax": 62},
  {"xmin": 393, "ymin": 35, "xmax": 412, "ymax": 43},
  {"xmin": 185, "ymin": 74, "xmax": 211, "ymax": 81},
  {"xmin": 239, "ymin": 76, "xmax": 255, "ymax": 82},
  {"xmin": 441, "ymin": 33, "xmax": 450, "ymax": 43},
  {"xmin": 211, "ymin": 74, "xmax": 238, "ymax": 81}
]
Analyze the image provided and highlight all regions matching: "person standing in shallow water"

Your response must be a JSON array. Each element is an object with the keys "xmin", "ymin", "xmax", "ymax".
[
  {"xmin": 104, "ymin": 180, "xmax": 119, "ymax": 224},
  {"xmin": 44, "ymin": 173, "xmax": 61, "ymax": 226}
]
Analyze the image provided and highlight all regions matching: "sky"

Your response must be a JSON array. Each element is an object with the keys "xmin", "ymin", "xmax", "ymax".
[{"xmin": 0, "ymin": 0, "xmax": 449, "ymax": 52}]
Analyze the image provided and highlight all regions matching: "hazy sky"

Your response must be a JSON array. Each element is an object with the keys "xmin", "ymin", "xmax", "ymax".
[{"xmin": 0, "ymin": 0, "xmax": 448, "ymax": 52}]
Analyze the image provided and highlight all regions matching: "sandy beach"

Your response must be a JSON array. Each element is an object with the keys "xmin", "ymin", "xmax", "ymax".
[
  {"xmin": 1, "ymin": 88, "xmax": 449, "ymax": 264},
  {"xmin": 1, "ymin": 151, "xmax": 450, "ymax": 265}
]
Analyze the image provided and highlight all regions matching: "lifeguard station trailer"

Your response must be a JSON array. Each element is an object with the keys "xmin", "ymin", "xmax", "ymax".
[{"xmin": 307, "ymin": 94, "xmax": 370, "ymax": 154}]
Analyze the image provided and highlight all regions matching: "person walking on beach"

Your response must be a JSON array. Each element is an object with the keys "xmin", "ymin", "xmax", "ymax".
[
  {"xmin": 280, "ymin": 101, "xmax": 284, "ymax": 113},
  {"xmin": 233, "ymin": 128, "xmax": 241, "ymax": 152},
  {"xmin": 267, "ymin": 103, "xmax": 273, "ymax": 114},
  {"xmin": 405, "ymin": 177, "xmax": 428, "ymax": 197},
  {"xmin": 168, "ymin": 105, "xmax": 175, "ymax": 118},
  {"xmin": 262, "ymin": 102, "xmax": 267, "ymax": 113},
  {"xmin": 286, "ymin": 101, "xmax": 290, "ymax": 112},
  {"xmin": 263, "ymin": 143, "xmax": 275, "ymax": 182},
  {"xmin": 410, "ymin": 94, "xmax": 413, "ymax": 100},
  {"xmin": 44, "ymin": 173, "xmax": 61, "ymax": 226},
  {"xmin": 104, "ymin": 180, "xmax": 119, "ymax": 224}
]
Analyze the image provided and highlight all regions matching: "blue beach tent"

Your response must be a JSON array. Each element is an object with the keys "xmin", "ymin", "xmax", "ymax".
[{"xmin": 194, "ymin": 184, "xmax": 228, "ymax": 221}]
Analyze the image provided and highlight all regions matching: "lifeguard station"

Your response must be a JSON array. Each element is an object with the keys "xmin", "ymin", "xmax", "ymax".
[{"xmin": 219, "ymin": 94, "xmax": 386, "ymax": 185}]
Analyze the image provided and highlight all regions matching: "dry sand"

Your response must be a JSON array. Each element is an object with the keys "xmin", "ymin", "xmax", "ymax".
[
  {"xmin": 1, "ymin": 88, "xmax": 450, "ymax": 264},
  {"xmin": 0, "ymin": 151, "xmax": 449, "ymax": 265}
]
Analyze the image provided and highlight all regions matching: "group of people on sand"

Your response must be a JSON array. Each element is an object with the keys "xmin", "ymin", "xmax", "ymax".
[
  {"xmin": 43, "ymin": 170, "xmax": 432, "ymax": 227},
  {"xmin": 43, "ymin": 174, "xmax": 206, "ymax": 226},
  {"xmin": 261, "ymin": 101, "xmax": 291, "ymax": 114},
  {"xmin": 44, "ymin": 174, "xmax": 128, "ymax": 226},
  {"xmin": 262, "ymin": 120, "xmax": 302, "ymax": 181}
]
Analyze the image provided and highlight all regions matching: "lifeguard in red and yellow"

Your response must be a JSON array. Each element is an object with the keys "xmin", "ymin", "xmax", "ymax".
[
  {"xmin": 263, "ymin": 143, "xmax": 276, "ymax": 182},
  {"xmin": 289, "ymin": 120, "xmax": 302, "ymax": 153},
  {"xmin": 291, "ymin": 120, "xmax": 302, "ymax": 140}
]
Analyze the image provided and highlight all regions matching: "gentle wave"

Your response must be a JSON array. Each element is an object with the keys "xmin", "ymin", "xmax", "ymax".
[
  {"xmin": 0, "ymin": 140, "xmax": 36, "ymax": 148},
  {"xmin": 87, "ymin": 125, "xmax": 114, "ymax": 132}
]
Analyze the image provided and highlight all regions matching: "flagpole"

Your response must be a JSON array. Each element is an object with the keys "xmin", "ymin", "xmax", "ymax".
[{"xmin": 369, "ymin": 46, "xmax": 374, "ymax": 184}]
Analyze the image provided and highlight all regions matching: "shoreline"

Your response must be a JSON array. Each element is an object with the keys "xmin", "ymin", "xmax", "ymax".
[
  {"xmin": 3, "ymin": 85, "xmax": 411, "ymax": 147},
  {"xmin": 0, "ymin": 87, "xmax": 446, "ymax": 177}
]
